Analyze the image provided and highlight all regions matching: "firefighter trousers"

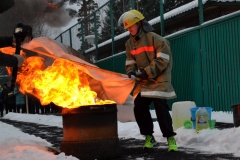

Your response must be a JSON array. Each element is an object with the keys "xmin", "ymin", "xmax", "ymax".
[{"xmin": 134, "ymin": 94, "xmax": 176, "ymax": 138}]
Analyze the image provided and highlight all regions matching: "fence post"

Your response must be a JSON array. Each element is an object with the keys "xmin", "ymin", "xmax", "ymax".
[
  {"xmin": 69, "ymin": 28, "xmax": 72, "ymax": 48},
  {"xmin": 94, "ymin": 12, "xmax": 98, "ymax": 60},
  {"xmin": 160, "ymin": 0, "xmax": 165, "ymax": 36},
  {"xmin": 60, "ymin": 34, "xmax": 63, "ymax": 43},
  {"xmin": 81, "ymin": 22, "xmax": 85, "ymax": 54},
  {"xmin": 110, "ymin": 0, "xmax": 115, "ymax": 70},
  {"xmin": 130, "ymin": 0, "xmax": 135, "ymax": 9},
  {"xmin": 110, "ymin": 0, "xmax": 115, "ymax": 56},
  {"xmin": 198, "ymin": 0, "xmax": 204, "ymax": 105},
  {"xmin": 198, "ymin": 0, "xmax": 204, "ymax": 24}
]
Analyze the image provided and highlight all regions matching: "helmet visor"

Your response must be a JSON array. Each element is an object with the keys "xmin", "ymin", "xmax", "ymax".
[{"xmin": 118, "ymin": 12, "xmax": 126, "ymax": 28}]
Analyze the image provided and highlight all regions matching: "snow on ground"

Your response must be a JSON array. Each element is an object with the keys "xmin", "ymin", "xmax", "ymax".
[{"xmin": 0, "ymin": 102, "xmax": 239, "ymax": 160}]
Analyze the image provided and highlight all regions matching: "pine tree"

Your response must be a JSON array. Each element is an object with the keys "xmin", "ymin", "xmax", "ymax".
[
  {"xmin": 100, "ymin": 0, "xmax": 131, "ymax": 42},
  {"xmin": 76, "ymin": 0, "xmax": 100, "ymax": 51},
  {"xmin": 100, "ymin": 5, "xmax": 111, "ymax": 42},
  {"xmin": 135, "ymin": 0, "xmax": 160, "ymax": 21}
]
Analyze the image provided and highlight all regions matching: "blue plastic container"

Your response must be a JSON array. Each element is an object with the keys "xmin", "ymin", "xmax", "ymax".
[{"xmin": 190, "ymin": 107, "xmax": 213, "ymax": 129}]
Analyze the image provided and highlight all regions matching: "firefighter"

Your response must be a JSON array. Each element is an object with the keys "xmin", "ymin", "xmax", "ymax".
[
  {"xmin": 0, "ymin": 23, "xmax": 32, "ymax": 67},
  {"xmin": 118, "ymin": 10, "xmax": 178, "ymax": 151},
  {"xmin": 0, "ymin": 0, "xmax": 32, "ymax": 67}
]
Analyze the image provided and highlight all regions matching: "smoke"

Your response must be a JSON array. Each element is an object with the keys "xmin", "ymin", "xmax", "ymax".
[{"xmin": 0, "ymin": 0, "xmax": 72, "ymax": 37}]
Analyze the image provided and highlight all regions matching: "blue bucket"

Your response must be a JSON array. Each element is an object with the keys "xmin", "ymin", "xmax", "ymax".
[{"xmin": 190, "ymin": 107, "xmax": 213, "ymax": 129}]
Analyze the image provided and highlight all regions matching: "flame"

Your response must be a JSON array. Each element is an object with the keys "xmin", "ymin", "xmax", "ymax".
[
  {"xmin": 47, "ymin": 2, "xmax": 59, "ymax": 9},
  {"xmin": 1, "ymin": 47, "xmax": 115, "ymax": 108}
]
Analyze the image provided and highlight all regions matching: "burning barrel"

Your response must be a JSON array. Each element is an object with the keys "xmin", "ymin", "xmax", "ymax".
[{"xmin": 60, "ymin": 103, "xmax": 121, "ymax": 160}]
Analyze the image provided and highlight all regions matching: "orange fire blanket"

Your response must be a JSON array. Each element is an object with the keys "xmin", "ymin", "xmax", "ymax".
[{"xmin": 21, "ymin": 37, "xmax": 135, "ymax": 105}]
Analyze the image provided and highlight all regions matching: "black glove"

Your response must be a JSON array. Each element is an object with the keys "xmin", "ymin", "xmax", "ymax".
[
  {"xmin": 13, "ymin": 23, "xmax": 33, "ymax": 42},
  {"xmin": 127, "ymin": 72, "xmax": 136, "ymax": 79},
  {"xmin": 136, "ymin": 70, "xmax": 148, "ymax": 80}
]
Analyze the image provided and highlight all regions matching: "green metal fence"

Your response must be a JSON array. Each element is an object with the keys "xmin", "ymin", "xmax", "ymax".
[
  {"xmin": 97, "ymin": 12, "xmax": 240, "ymax": 111},
  {"xmin": 55, "ymin": 0, "xmax": 240, "ymax": 111},
  {"xmin": 200, "ymin": 16, "xmax": 240, "ymax": 111},
  {"xmin": 55, "ymin": 0, "xmax": 190, "ymax": 56},
  {"xmin": 168, "ymin": 30, "xmax": 203, "ymax": 108}
]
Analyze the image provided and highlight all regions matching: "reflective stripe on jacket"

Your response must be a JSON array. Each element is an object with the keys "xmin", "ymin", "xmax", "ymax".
[{"xmin": 125, "ymin": 29, "xmax": 176, "ymax": 99}]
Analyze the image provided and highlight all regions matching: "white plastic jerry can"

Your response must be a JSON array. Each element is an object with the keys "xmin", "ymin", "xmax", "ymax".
[{"xmin": 172, "ymin": 101, "xmax": 196, "ymax": 130}]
